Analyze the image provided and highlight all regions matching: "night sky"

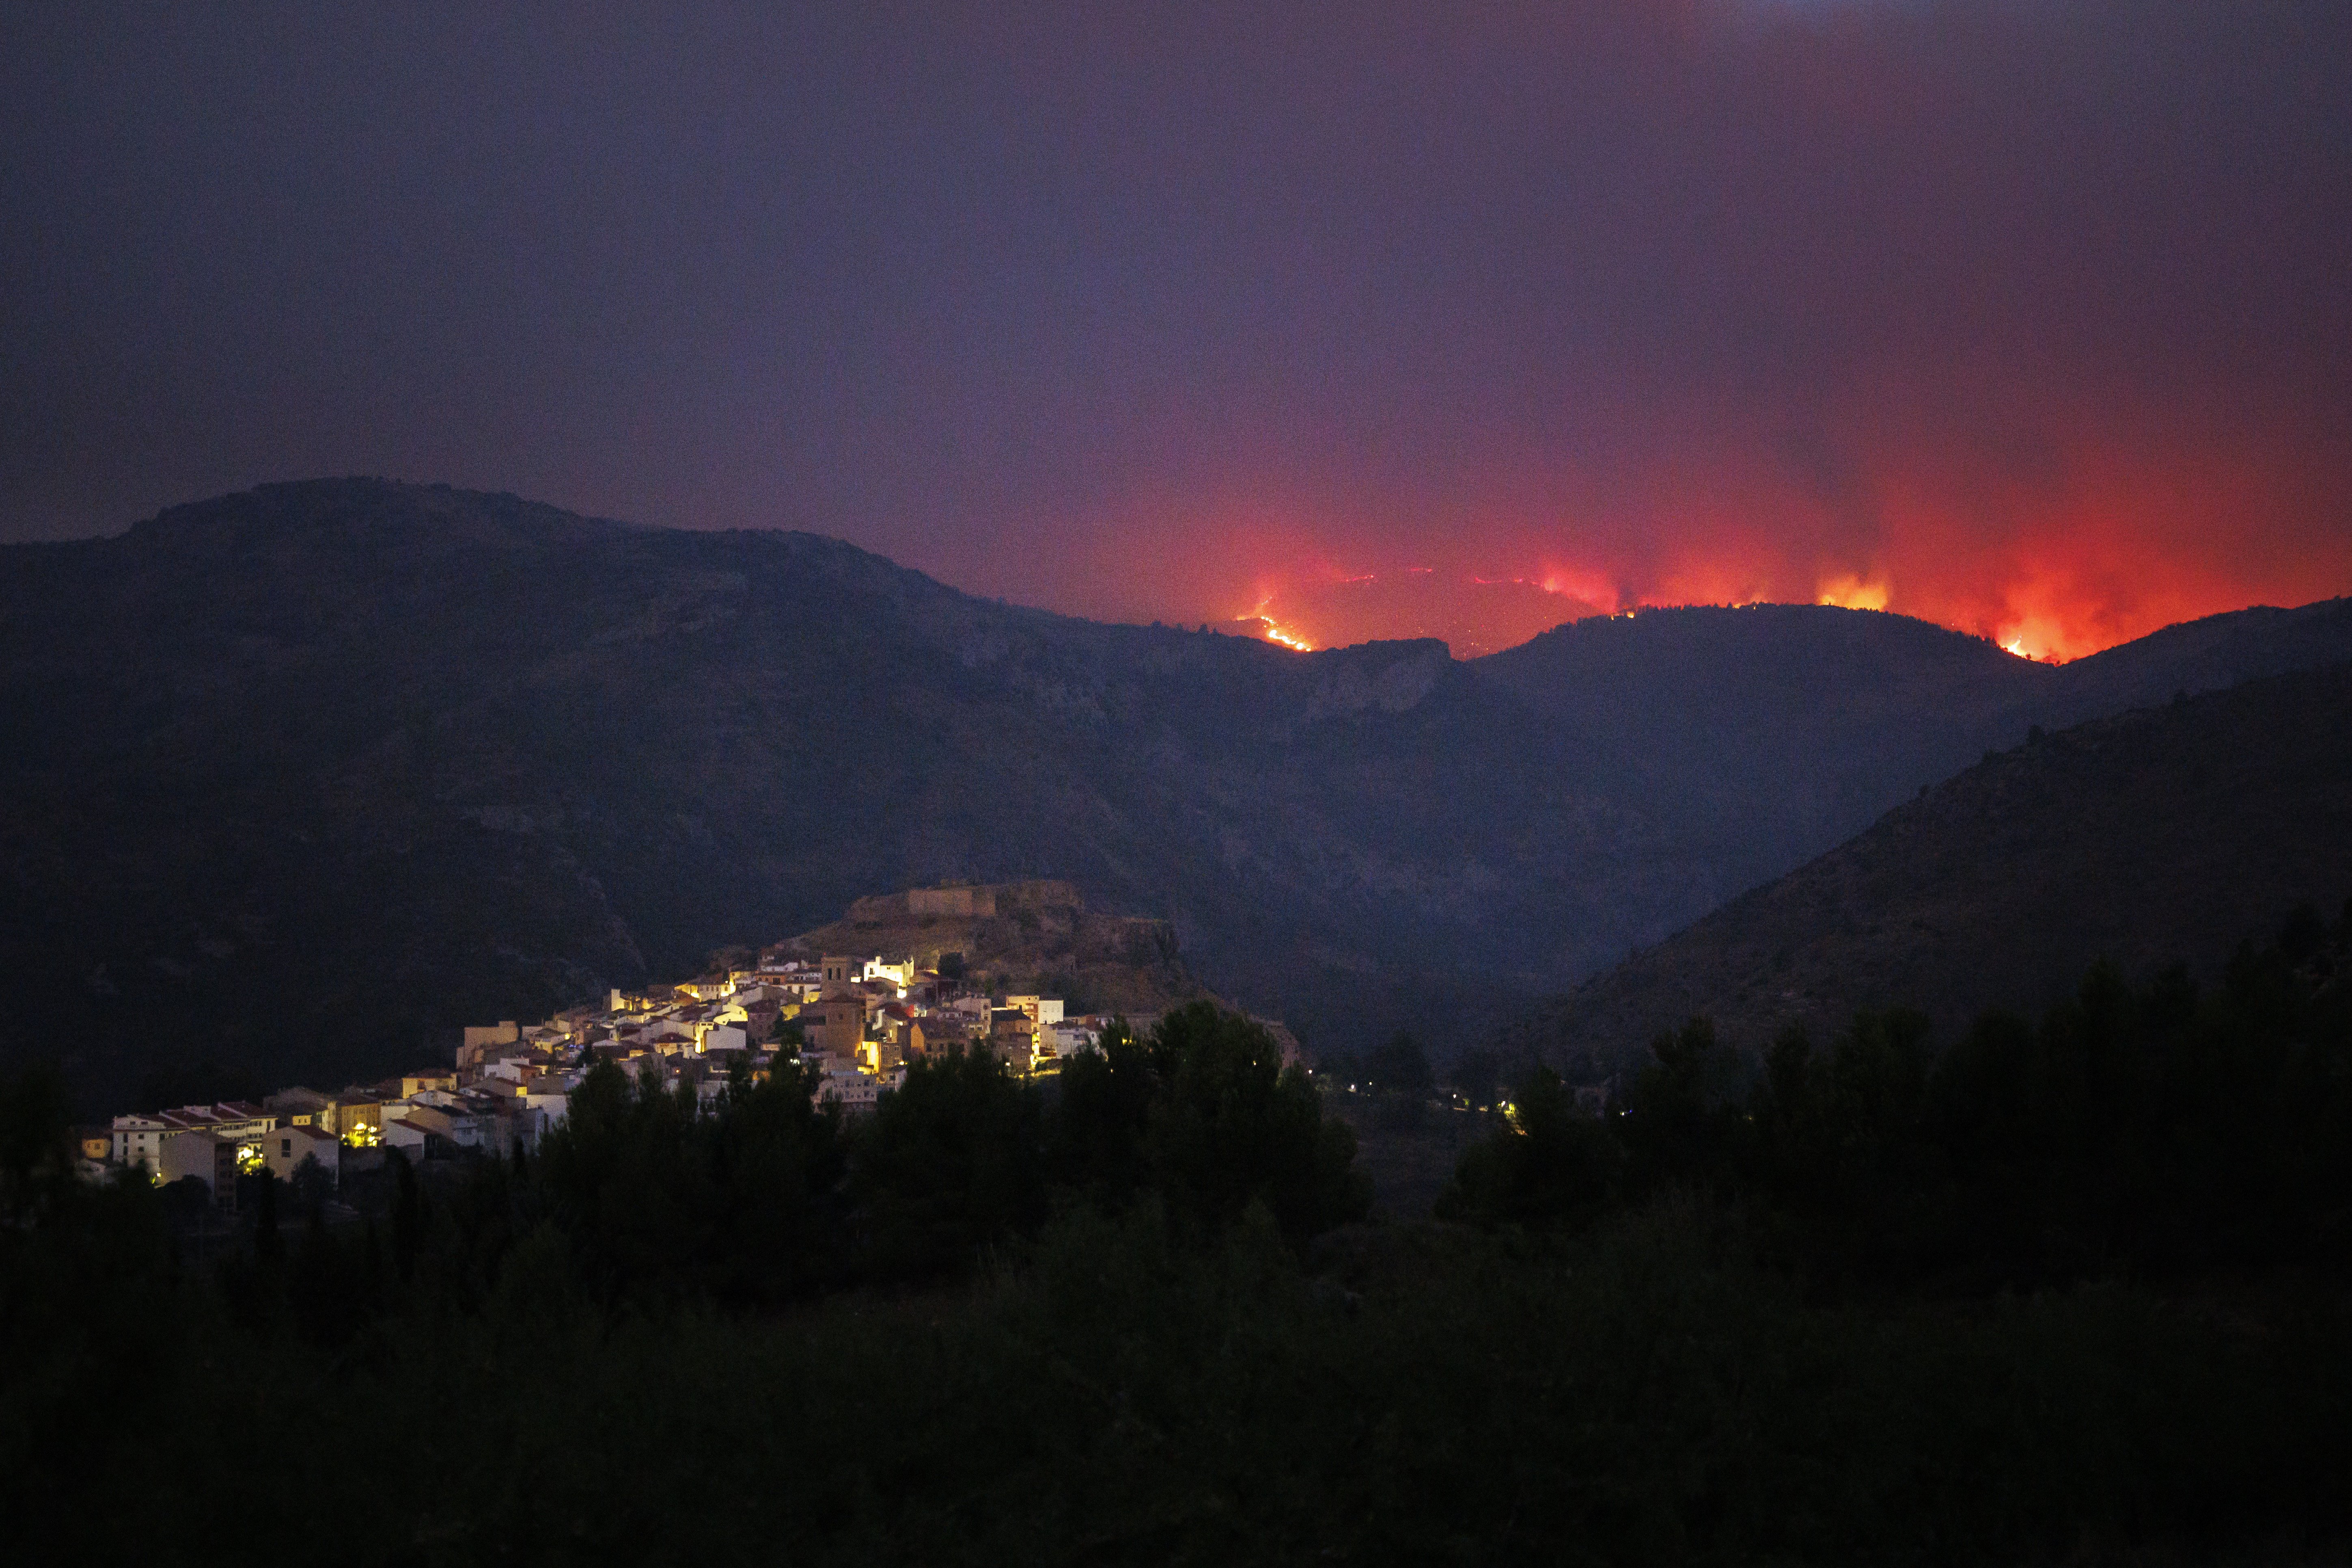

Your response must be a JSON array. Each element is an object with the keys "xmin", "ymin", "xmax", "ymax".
[{"xmin": 5, "ymin": 2, "xmax": 2348, "ymax": 657}]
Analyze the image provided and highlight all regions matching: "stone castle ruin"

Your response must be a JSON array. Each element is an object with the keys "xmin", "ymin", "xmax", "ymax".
[
  {"xmin": 800, "ymin": 880, "xmax": 1199, "ymax": 1018},
  {"xmin": 848, "ymin": 880, "xmax": 1085, "ymax": 927}
]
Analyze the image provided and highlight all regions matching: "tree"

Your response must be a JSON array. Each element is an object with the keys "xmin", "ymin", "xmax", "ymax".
[
  {"xmin": 1140, "ymin": 1003, "xmax": 1369, "ymax": 1244},
  {"xmin": 0, "ymin": 1063, "xmax": 74, "ymax": 1226},
  {"xmin": 847, "ymin": 1047, "xmax": 1044, "ymax": 1282},
  {"xmin": 1046, "ymin": 1018, "xmax": 1155, "ymax": 1204},
  {"xmin": 1362, "ymin": 1031, "xmax": 1434, "ymax": 1095},
  {"xmin": 251, "ymin": 1167, "xmax": 283, "ymax": 1263},
  {"xmin": 388, "ymin": 1148, "xmax": 424, "ymax": 1284},
  {"xmin": 704, "ymin": 1059, "xmax": 844, "ymax": 1302},
  {"xmin": 1439, "ymin": 1065, "xmax": 1622, "ymax": 1226},
  {"xmin": 289, "ymin": 1203, "xmax": 373, "ymax": 1348},
  {"xmin": 1449, "ymin": 1048, "xmax": 1502, "ymax": 1109},
  {"xmin": 1622, "ymin": 1017, "xmax": 1743, "ymax": 1196},
  {"xmin": 532, "ymin": 1056, "xmax": 842, "ymax": 1305},
  {"xmin": 287, "ymin": 1152, "xmax": 335, "ymax": 1215}
]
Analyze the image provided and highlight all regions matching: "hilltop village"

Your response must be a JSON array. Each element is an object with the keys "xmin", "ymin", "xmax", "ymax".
[{"xmin": 93, "ymin": 882, "xmax": 1296, "ymax": 1207}]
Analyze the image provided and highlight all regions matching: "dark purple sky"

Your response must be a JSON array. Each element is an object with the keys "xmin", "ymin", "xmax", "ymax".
[{"xmin": 5, "ymin": 2, "xmax": 2348, "ymax": 656}]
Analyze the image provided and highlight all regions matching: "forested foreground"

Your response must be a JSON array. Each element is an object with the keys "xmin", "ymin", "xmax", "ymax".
[
  {"xmin": 1444, "ymin": 902, "xmax": 2352, "ymax": 1288},
  {"xmin": 7, "ymin": 945, "xmax": 2352, "ymax": 1563}
]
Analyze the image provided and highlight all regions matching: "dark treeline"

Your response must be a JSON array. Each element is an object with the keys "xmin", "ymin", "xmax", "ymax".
[
  {"xmin": 524, "ymin": 998, "xmax": 1366, "ymax": 1308},
  {"xmin": 8, "ymin": 949, "xmax": 2352, "ymax": 1562},
  {"xmin": 71, "ymin": 1001, "xmax": 1362, "ymax": 1335},
  {"xmin": 1444, "ymin": 902, "xmax": 2352, "ymax": 1289}
]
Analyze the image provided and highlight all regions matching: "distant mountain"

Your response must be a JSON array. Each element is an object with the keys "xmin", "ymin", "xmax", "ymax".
[
  {"xmin": 4, "ymin": 479, "xmax": 2348, "ymax": 1108},
  {"xmin": 1473, "ymin": 604, "xmax": 2051, "ymax": 960},
  {"xmin": 1474, "ymin": 598, "xmax": 2352, "ymax": 950},
  {"xmin": 1503, "ymin": 663, "xmax": 2352, "ymax": 1076},
  {"xmin": 2047, "ymin": 600, "xmax": 2352, "ymax": 719}
]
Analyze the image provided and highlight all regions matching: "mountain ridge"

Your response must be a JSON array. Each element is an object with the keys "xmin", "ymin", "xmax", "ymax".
[{"xmin": 7, "ymin": 477, "xmax": 2351, "ymax": 1109}]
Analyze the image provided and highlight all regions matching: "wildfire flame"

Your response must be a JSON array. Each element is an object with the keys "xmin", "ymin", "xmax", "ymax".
[
  {"xmin": 1256, "ymin": 616, "xmax": 1313, "ymax": 651},
  {"xmin": 1816, "ymin": 572, "xmax": 1891, "ymax": 612},
  {"xmin": 1246, "ymin": 595, "xmax": 1315, "ymax": 651},
  {"xmin": 1231, "ymin": 538, "xmax": 2293, "ymax": 662}
]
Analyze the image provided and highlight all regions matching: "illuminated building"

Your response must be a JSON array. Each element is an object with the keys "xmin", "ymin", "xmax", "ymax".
[
  {"xmin": 109, "ymin": 1114, "xmax": 166, "ymax": 1177},
  {"xmin": 264, "ymin": 1122, "xmax": 341, "ymax": 1186},
  {"xmin": 156, "ymin": 1129, "xmax": 240, "ymax": 1206},
  {"xmin": 803, "ymin": 955, "xmax": 870, "ymax": 1063}
]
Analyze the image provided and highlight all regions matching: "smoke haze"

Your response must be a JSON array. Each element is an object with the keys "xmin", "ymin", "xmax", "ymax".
[{"xmin": 4, "ymin": 2, "xmax": 2347, "ymax": 655}]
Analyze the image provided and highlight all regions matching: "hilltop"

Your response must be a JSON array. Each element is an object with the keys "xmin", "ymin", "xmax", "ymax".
[
  {"xmin": 1505, "ymin": 662, "xmax": 2352, "ymax": 1074},
  {"xmin": 776, "ymin": 880, "xmax": 1211, "ymax": 1018}
]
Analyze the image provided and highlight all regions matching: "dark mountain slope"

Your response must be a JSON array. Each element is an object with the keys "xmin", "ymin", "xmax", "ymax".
[
  {"xmin": 0, "ymin": 482, "xmax": 1608, "ymax": 1101},
  {"xmin": 1505, "ymin": 662, "xmax": 2352, "ymax": 1074},
  {"xmin": 2049, "ymin": 596, "xmax": 2352, "ymax": 720},
  {"xmin": 6, "ymin": 479, "xmax": 2349, "ymax": 1108},
  {"xmin": 1474, "ymin": 606, "xmax": 2056, "ymax": 953}
]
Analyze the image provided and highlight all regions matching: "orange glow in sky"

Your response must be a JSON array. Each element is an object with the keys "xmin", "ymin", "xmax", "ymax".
[
  {"xmin": 1226, "ymin": 511, "xmax": 2350, "ymax": 662},
  {"xmin": 1176, "ymin": 402, "xmax": 2352, "ymax": 663},
  {"xmin": 1025, "ymin": 375, "xmax": 2352, "ymax": 667},
  {"xmin": 1815, "ymin": 573, "xmax": 1891, "ymax": 613}
]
